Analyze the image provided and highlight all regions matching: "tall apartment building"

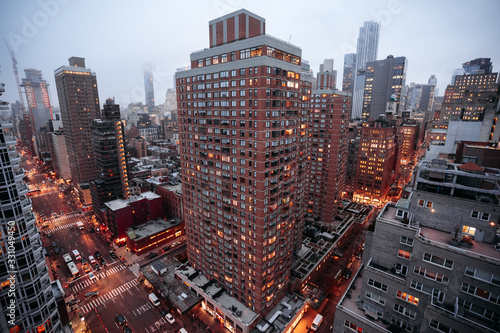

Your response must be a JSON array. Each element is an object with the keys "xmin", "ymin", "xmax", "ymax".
[
  {"xmin": 54, "ymin": 57, "xmax": 100, "ymax": 186},
  {"xmin": 306, "ymin": 90, "xmax": 350, "ymax": 222},
  {"xmin": 176, "ymin": 9, "xmax": 308, "ymax": 313},
  {"xmin": 144, "ymin": 66, "xmax": 155, "ymax": 113},
  {"xmin": 335, "ymin": 159, "xmax": 500, "ymax": 333},
  {"xmin": 362, "ymin": 55, "xmax": 408, "ymax": 120},
  {"xmin": 353, "ymin": 119, "xmax": 397, "ymax": 206},
  {"xmin": 342, "ymin": 53, "xmax": 356, "ymax": 93},
  {"xmin": 352, "ymin": 21, "xmax": 380, "ymax": 119},
  {"xmin": 440, "ymin": 62, "xmax": 498, "ymax": 126},
  {"xmin": 0, "ymin": 123, "xmax": 63, "ymax": 332},
  {"xmin": 21, "ymin": 69, "xmax": 52, "ymax": 135},
  {"xmin": 90, "ymin": 98, "xmax": 129, "ymax": 225}
]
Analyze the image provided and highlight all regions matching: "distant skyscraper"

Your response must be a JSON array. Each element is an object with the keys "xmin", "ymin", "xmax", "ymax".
[
  {"xmin": 355, "ymin": 21, "xmax": 380, "ymax": 70},
  {"xmin": 144, "ymin": 66, "xmax": 155, "ymax": 113},
  {"xmin": 352, "ymin": 21, "xmax": 380, "ymax": 119},
  {"xmin": 0, "ymin": 122, "xmax": 63, "ymax": 332},
  {"xmin": 462, "ymin": 57, "xmax": 493, "ymax": 74},
  {"xmin": 342, "ymin": 53, "xmax": 356, "ymax": 93},
  {"xmin": 428, "ymin": 74, "xmax": 438, "ymax": 96},
  {"xmin": 362, "ymin": 55, "xmax": 408, "ymax": 120},
  {"xmin": 91, "ymin": 98, "xmax": 129, "ymax": 225},
  {"xmin": 176, "ymin": 9, "xmax": 307, "ymax": 315},
  {"xmin": 317, "ymin": 59, "xmax": 337, "ymax": 90},
  {"xmin": 319, "ymin": 58, "xmax": 334, "ymax": 72},
  {"xmin": 54, "ymin": 57, "xmax": 100, "ymax": 185},
  {"xmin": 21, "ymin": 69, "xmax": 52, "ymax": 134}
]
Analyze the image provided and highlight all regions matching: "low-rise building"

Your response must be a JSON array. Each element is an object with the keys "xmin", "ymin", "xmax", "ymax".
[
  {"xmin": 125, "ymin": 218, "xmax": 183, "ymax": 255},
  {"xmin": 103, "ymin": 191, "xmax": 163, "ymax": 242}
]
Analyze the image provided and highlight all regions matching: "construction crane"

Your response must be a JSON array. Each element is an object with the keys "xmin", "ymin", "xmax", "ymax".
[{"xmin": 4, "ymin": 39, "xmax": 27, "ymax": 115}]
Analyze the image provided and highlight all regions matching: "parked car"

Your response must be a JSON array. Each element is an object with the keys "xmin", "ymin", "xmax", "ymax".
[
  {"xmin": 46, "ymin": 233, "xmax": 52, "ymax": 238},
  {"xmin": 166, "ymin": 313, "xmax": 175, "ymax": 324},
  {"xmin": 54, "ymin": 247, "xmax": 61, "ymax": 254}
]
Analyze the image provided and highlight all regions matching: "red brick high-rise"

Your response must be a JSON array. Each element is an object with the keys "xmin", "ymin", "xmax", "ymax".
[
  {"xmin": 176, "ymin": 9, "xmax": 308, "ymax": 313},
  {"xmin": 353, "ymin": 119, "xmax": 397, "ymax": 206},
  {"xmin": 306, "ymin": 90, "xmax": 351, "ymax": 222}
]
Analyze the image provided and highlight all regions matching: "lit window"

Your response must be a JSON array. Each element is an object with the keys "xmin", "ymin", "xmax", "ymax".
[{"xmin": 397, "ymin": 249, "xmax": 411, "ymax": 260}]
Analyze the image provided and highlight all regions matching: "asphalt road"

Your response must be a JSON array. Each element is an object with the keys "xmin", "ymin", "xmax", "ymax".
[{"xmin": 21, "ymin": 157, "xmax": 189, "ymax": 333}]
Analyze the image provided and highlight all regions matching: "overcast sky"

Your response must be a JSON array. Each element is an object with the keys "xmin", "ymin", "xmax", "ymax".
[{"xmin": 1, "ymin": 0, "xmax": 499, "ymax": 110}]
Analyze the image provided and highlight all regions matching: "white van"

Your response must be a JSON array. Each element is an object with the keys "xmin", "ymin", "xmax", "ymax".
[
  {"xmin": 63, "ymin": 253, "xmax": 72, "ymax": 263},
  {"xmin": 311, "ymin": 314, "xmax": 323, "ymax": 331},
  {"xmin": 148, "ymin": 292, "xmax": 160, "ymax": 306},
  {"xmin": 179, "ymin": 329, "xmax": 188, "ymax": 333},
  {"xmin": 72, "ymin": 249, "xmax": 81, "ymax": 261}
]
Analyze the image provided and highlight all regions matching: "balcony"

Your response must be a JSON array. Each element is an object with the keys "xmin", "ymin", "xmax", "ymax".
[
  {"xmin": 17, "ymin": 182, "xmax": 29, "ymax": 194},
  {"xmin": 366, "ymin": 258, "xmax": 406, "ymax": 285}
]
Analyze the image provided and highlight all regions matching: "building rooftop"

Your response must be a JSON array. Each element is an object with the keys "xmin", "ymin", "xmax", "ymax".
[
  {"xmin": 104, "ymin": 199, "xmax": 129, "ymax": 211},
  {"xmin": 159, "ymin": 183, "xmax": 183, "ymax": 195},
  {"xmin": 140, "ymin": 191, "xmax": 161, "ymax": 200},
  {"xmin": 141, "ymin": 258, "xmax": 201, "ymax": 314},
  {"xmin": 337, "ymin": 266, "xmax": 391, "ymax": 332},
  {"xmin": 126, "ymin": 218, "xmax": 182, "ymax": 241},
  {"xmin": 418, "ymin": 225, "xmax": 500, "ymax": 264},
  {"xmin": 252, "ymin": 294, "xmax": 306, "ymax": 333},
  {"xmin": 176, "ymin": 266, "xmax": 259, "ymax": 325}
]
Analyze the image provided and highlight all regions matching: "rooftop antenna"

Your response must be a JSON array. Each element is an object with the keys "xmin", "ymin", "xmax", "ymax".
[
  {"xmin": 288, "ymin": 34, "xmax": 292, "ymax": 43},
  {"xmin": 4, "ymin": 39, "xmax": 27, "ymax": 115}
]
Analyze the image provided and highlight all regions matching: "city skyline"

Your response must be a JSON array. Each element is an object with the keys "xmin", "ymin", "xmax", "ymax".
[{"xmin": 0, "ymin": 0, "xmax": 499, "ymax": 109}]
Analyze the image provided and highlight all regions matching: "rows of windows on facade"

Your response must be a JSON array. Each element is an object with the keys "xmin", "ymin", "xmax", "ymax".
[{"xmin": 1, "ymin": 7, "xmax": 499, "ymax": 333}]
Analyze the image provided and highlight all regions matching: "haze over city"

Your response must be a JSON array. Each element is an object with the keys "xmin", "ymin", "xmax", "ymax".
[{"xmin": 1, "ymin": 0, "xmax": 499, "ymax": 107}]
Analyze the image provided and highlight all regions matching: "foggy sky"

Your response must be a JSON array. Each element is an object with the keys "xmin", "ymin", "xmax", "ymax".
[{"xmin": 1, "ymin": 0, "xmax": 499, "ymax": 110}]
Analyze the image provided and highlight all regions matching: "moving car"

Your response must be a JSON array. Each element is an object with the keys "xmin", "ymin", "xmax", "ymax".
[
  {"xmin": 109, "ymin": 250, "xmax": 117, "ymax": 258},
  {"xmin": 148, "ymin": 293, "xmax": 160, "ymax": 306},
  {"xmin": 54, "ymin": 247, "xmax": 61, "ymax": 254},
  {"xmin": 115, "ymin": 313, "xmax": 127, "ymax": 325},
  {"xmin": 85, "ymin": 291, "xmax": 99, "ymax": 299},
  {"xmin": 88, "ymin": 272, "xmax": 97, "ymax": 281},
  {"xmin": 123, "ymin": 326, "xmax": 133, "ymax": 333},
  {"xmin": 100, "ymin": 258, "xmax": 106, "ymax": 266},
  {"xmin": 83, "ymin": 265, "xmax": 90, "ymax": 273},
  {"xmin": 72, "ymin": 249, "xmax": 81, "ymax": 261},
  {"xmin": 166, "ymin": 313, "xmax": 175, "ymax": 324},
  {"xmin": 94, "ymin": 251, "xmax": 102, "ymax": 259},
  {"xmin": 89, "ymin": 255, "xmax": 96, "ymax": 264}
]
